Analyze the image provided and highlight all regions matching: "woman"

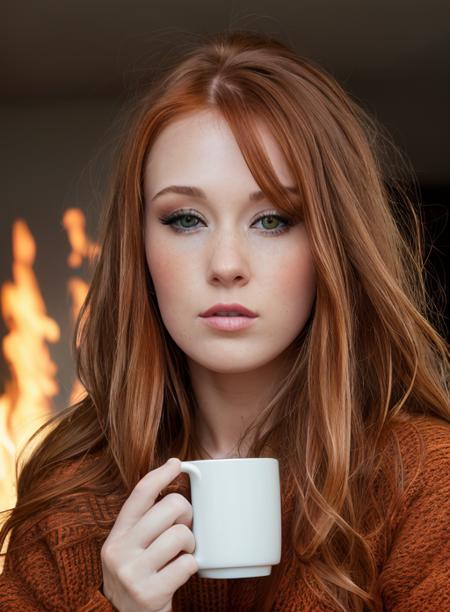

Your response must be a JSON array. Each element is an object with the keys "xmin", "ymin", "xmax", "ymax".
[{"xmin": 0, "ymin": 30, "xmax": 449, "ymax": 612}]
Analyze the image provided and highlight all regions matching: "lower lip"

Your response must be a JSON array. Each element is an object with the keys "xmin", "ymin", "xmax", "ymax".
[{"xmin": 199, "ymin": 316, "xmax": 258, "ymax": 331}]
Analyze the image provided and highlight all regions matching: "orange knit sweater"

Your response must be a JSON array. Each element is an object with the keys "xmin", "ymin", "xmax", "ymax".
[{"xmin": 1, "ymin": 416, "xmax": 449, "ymax": 611}]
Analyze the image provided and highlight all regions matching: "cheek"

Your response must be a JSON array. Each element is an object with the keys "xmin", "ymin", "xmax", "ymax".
[
  {"xmin": 275, "ymin": 245, "xmax": 316, "ymax": 319},
  {"xmin": 145, "ymin": 235, "xmax": 183, "ymax": 299},
  {"xmin": 146, "ymin": 236, "xmax": 195, "ymax": 316}
]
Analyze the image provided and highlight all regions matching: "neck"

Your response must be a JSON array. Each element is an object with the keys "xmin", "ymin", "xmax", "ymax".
[{"xmin": 188, "ymin": 351, "xmax": 292, "ymax": 459}]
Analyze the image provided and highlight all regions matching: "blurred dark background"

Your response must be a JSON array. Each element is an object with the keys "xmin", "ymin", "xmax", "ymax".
[{"xmin": 1, "ymin": 1, "xmax": 449, "ymax": 412}]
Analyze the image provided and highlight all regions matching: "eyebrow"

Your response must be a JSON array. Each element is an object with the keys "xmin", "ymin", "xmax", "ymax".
[{"xmin": 150, "ymin": 184, "xmax": 300, "ymax": 203}]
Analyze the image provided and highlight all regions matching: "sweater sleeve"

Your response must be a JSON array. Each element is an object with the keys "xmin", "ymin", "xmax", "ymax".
[
  {"xmin": 0, "ymin": 513, "xmax": 116, "ymax": 611},
  {"xmin": 379, "ymin": 420, "xmax": 450, "ymax": 611}
]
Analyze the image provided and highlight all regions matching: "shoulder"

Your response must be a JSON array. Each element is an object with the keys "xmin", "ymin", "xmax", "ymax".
[
  {"xmin": 2, "ymin": 452, "xmax": 113, "ymax": 610},
  {"xmin": 377, "ymin": 416, "xmax": 450, "ymax": 608},
  {"xmin": 12, "ymin": 451, "xmax": 109, "ymax": 549},
  {"xmin": 390, "ymin": 413, "xmax": 450, "ymax": 447},
  {"xmin": 386, "ymin": 414, "xmax": 449, "ymax": 478},
  {"xmin": 378, "ymin": 414, "xmax": 449, "ymax": 527}
]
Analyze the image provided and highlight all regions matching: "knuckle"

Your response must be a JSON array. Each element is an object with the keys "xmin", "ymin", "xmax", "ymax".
[
  {"xmin": 116, "ymin": 563, "xmax": 133, "ymax": 586},
  {"xmin": 134, "ymin": 477, "xmax": 150, "ymax": 496},
  {"xmin": 181, "ymin": 553, "xmax": 199, "ymax": 575},
  {"xmin": 166, "ymin": 492, "xmax": 190, "ymax": 514},
  {"xmin": 100, "ymin": 542, "xmax": 116, "ymax": 567},
  {"xmin": 171, "ymin": 522, "xmax": 193, "ymax": 546}
]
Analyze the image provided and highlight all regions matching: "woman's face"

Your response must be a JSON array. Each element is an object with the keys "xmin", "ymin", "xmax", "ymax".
[{"xmin": 143, "ymin": 109, "xmax": 316, "ymax": 374}]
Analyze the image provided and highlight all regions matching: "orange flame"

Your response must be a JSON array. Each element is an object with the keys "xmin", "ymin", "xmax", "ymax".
[
  {"xmin": 0, "ymin": 210, "xmax": 99, "ymax": 567},
  {"xmin": 62, "ymin": 208, "xmax": 99, "ymax": 404}
]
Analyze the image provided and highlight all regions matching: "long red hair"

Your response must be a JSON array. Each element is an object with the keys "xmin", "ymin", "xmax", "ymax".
[{"xmin": 1, "ymin": 30, "xmax": 449, "ymax": 611}]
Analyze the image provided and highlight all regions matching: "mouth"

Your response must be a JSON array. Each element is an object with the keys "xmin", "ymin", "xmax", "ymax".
[
  {"xmin": 199, "ymin": 314, "xmax": 258, "ymax": 331},
  {"xmin": 199, "ymin": 303, "xmax": 258, "ymax": 318}
]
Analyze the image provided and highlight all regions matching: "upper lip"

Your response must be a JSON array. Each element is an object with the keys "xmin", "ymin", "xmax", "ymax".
[{"xmin": 199, "ymin": 303, "xmax": 258, "ymax": 317}]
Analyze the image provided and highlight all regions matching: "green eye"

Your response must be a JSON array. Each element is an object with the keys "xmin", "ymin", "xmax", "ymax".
[
  {"xmin": 159, "ymin": 209, "xmax": 291, "ymax": 236},
  {"xmin": 177, "ymin": 214, "xmax": 199, "ymax": 228},
  {"xmin": 259, "ymin": 215, "xmax": 281, "ymax": 230}
]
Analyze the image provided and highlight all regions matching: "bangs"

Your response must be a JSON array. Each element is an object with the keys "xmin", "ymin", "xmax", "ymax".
[{"xmin": 212, "ymin": 91, "xmax": 306, "ymax": 222}]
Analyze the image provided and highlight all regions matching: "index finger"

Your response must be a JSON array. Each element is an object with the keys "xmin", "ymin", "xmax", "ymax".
[{"xmin": 111, "ymin": 458, "xmax": 181, "ymax": 536}]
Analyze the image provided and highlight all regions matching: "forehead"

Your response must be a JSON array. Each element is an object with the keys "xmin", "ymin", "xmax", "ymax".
[{"xmin": 143, "ymin": 109, "xmax": 294, "ymax": 195}]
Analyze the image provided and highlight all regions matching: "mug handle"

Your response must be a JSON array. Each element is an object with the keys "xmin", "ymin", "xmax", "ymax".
[{"xmin": 180, "ymin": 462, "xmax": 202, "ymax": 480}]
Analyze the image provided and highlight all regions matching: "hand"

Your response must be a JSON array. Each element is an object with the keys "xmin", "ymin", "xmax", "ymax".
[{"xmin": 100, "ymin": 458, "xmax": 198, "ymax": 612}]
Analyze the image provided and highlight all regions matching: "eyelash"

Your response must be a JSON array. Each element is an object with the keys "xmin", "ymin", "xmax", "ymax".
[{"xmin": 158, "ymin": 208, "xmax": 292, "ymax": 236}]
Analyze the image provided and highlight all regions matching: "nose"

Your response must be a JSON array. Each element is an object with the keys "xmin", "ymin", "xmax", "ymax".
[{"xmin": 206, "ymin": 232, "xmax": 250, "ymax": 288}]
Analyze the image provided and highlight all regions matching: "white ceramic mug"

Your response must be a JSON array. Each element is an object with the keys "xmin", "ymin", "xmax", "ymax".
[{"xmin": 179, "ymin": 457, "xmax": 282, "ymax": 579}]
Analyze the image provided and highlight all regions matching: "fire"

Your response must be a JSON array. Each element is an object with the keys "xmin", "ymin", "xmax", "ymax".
[
  {"xmin": 0, "ymin": 210, "xmax": 98, "ymax": 567},
  {"xmin": 62, "ymin": 208, "xmax": 99, "ymax": 405},
  {"xmin": 62, "ymin": 208, "xmax": 100, "ymax": 270}
]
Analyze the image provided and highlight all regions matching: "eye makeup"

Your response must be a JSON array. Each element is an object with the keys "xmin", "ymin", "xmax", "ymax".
[{"xmin": 158, "ymin": 208, "xmax": 293, "ymax": 236}]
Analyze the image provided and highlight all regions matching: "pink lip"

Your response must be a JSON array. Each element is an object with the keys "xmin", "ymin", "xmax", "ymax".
[
  {"xmin": 199, "ymin": 303, "xmax": 258, "ymax": 317},
  {"xmin": 200, "ymin": 316, "xmax": 258, "ymax": 331}
]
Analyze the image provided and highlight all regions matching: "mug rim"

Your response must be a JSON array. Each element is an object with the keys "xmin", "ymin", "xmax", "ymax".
[{"xmin": 181, "ymin": 457, "xmax": 278, "ymax": 464}]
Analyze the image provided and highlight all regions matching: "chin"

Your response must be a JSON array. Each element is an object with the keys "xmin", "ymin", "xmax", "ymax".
[{"xmin": 188, "ymin": 352, "xmax": 281, "ymax": 374}]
